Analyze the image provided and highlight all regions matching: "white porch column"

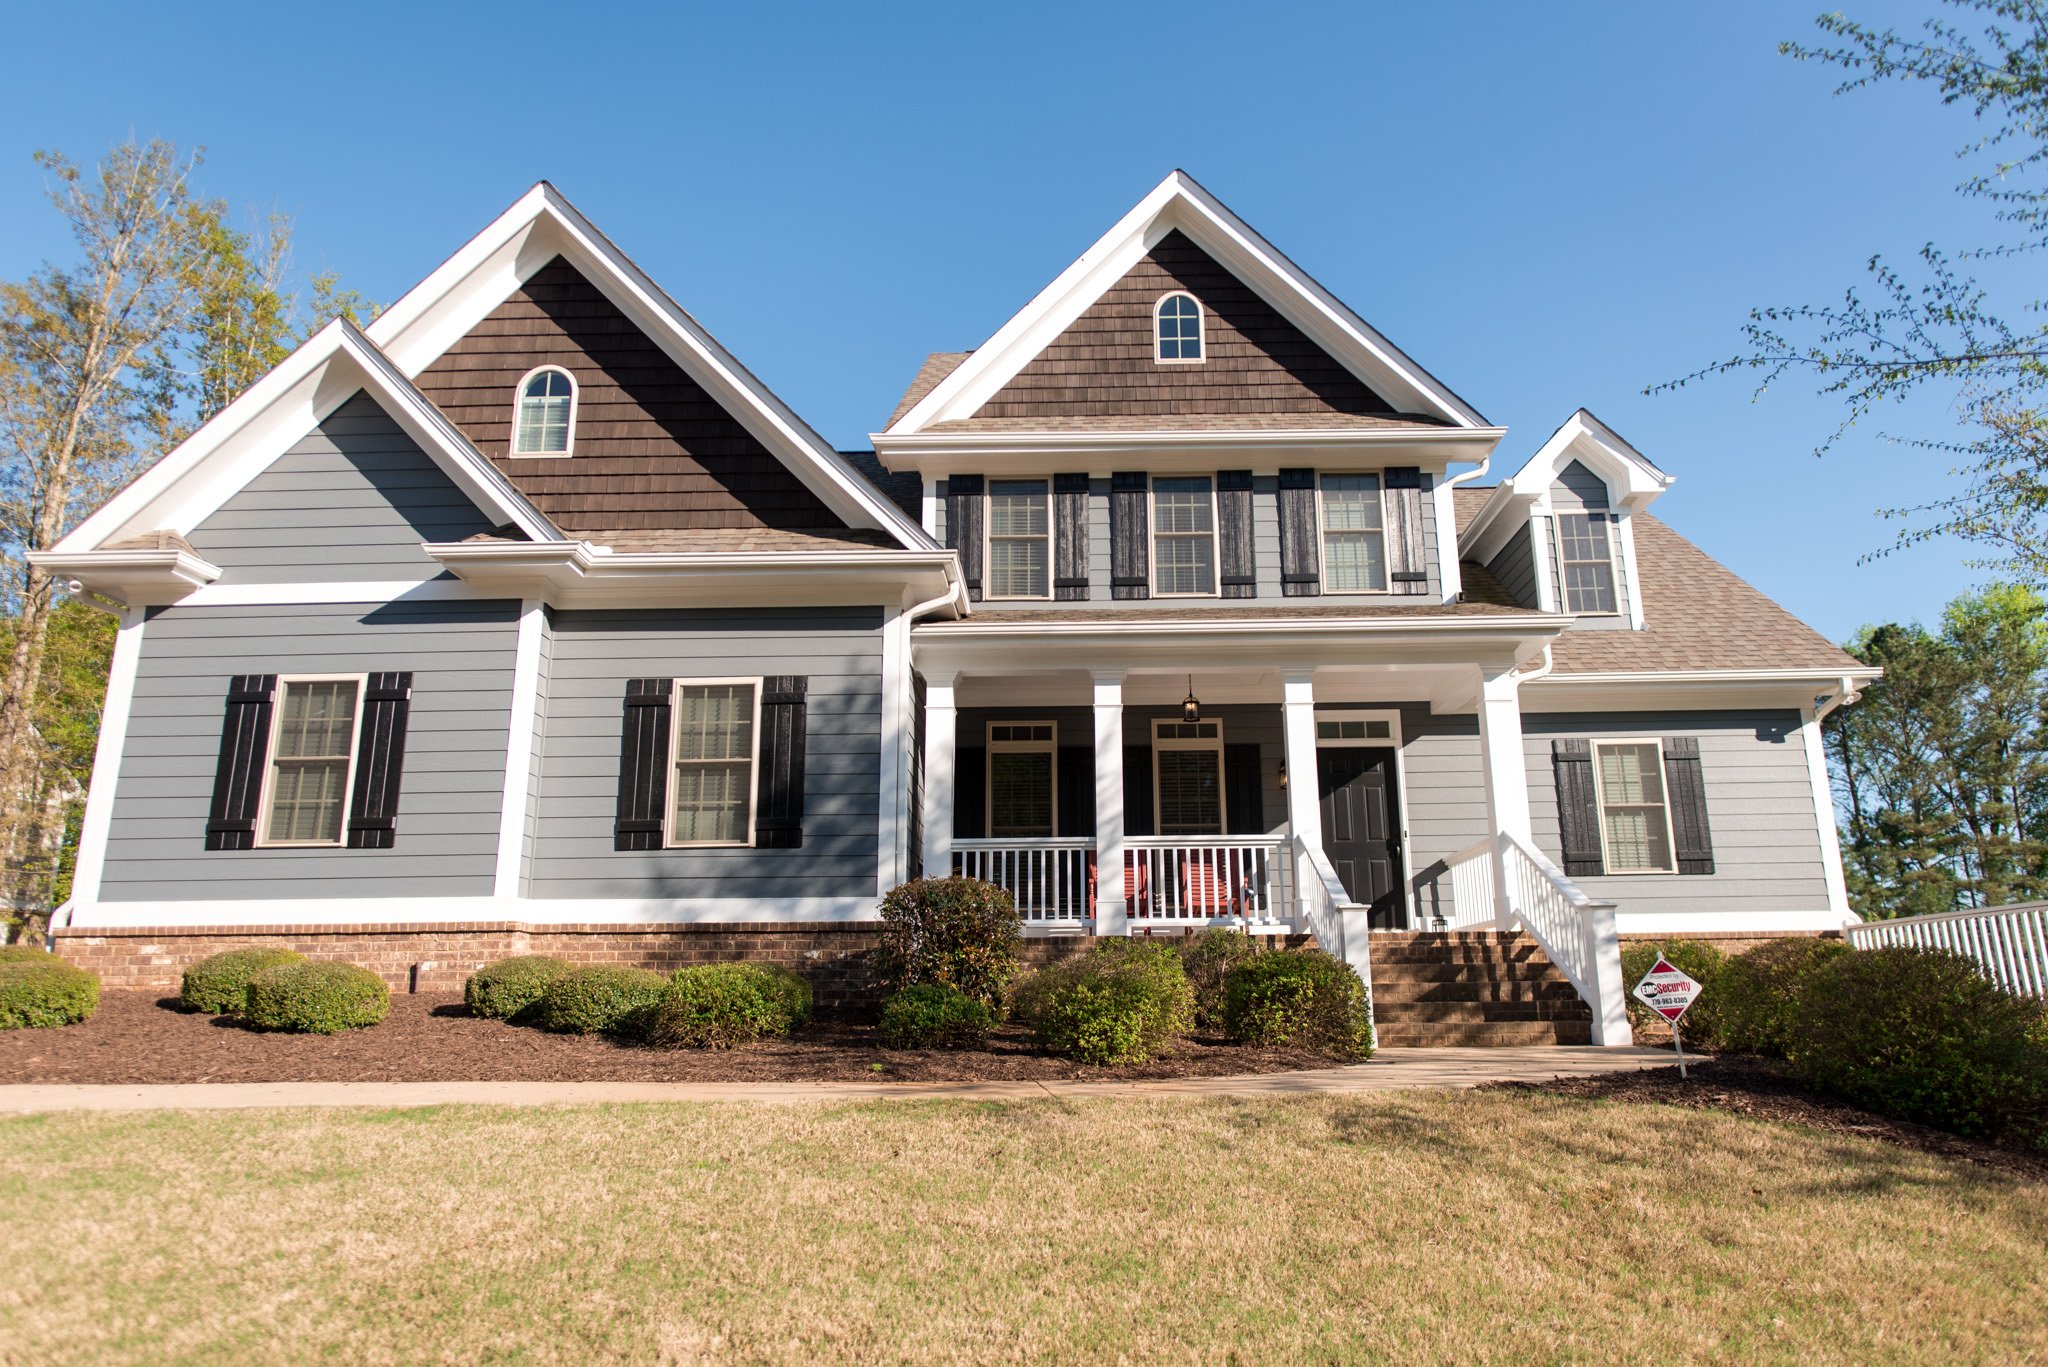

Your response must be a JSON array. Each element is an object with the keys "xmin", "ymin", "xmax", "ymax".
[
  {"xmin": 1280, "ymin": 672, "xmax": 1324, "ymax": 928},
  {"xmin": 920, "ymin": 672, "xmax": 958, "ymax": 880},
  {"xmin": 1476, "ymin": 667, "xmax": 1533, "ymax": 927},
  {"xmin": 1092, "ymin": 673, "xmax": 1129, "ymax": 935}
]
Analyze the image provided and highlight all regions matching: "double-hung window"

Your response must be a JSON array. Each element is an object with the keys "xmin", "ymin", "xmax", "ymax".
[
  {"xmin": 1152, "ymin": 476, "xmax": 1217, "ymax": 596},
  {"xmin": 259, "ymin": 677, "xmax": 364, "ymax": 846},
  {"xmin": 669, "ymin": 681, "xmax": 759, "ymax": 846},
  {"xmin": 1555, "ymin": 513, "xmax": 1618, "ymax": 614},
  {"xmin": 1153, "ymin": 719, "xmax": 1225, "ymax": 835},
  {"xmin": 986, "ymin": 480, "xmax": 1051, "ymax": 599},
  {"xmin": 1591, "ymin": 740, "xmax": 1675, "ymax": 873},
  {"xmin": 1319, "ymin": 474, "xmax": 1388, "ymax": 593},
  {"xmin": 987, "ymin": 722, "xmax": 1057, "ymax": 837}
]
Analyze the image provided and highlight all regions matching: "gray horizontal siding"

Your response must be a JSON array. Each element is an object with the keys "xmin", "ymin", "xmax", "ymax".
[
  {"xmin": 1522, "ymin": 710, "xmax": 1830, "ymax": 917},
  {"xmin": 1485, "ymin": 523, "xmax": 1540, "ymax": 610},
  {"xmin": 185, "ymin": 391, "xmax": 494, "ymax": 583},
  {"xmin": 1399, "ymin": 705, "xmax": 1489, "ymax": 925},
  {"xmin": 527, "ymin": 608, "xmax": 883, "ymax": 900},
  {"xmin": 100, "ymin": 600, "xmax": 520, "ymax": 901}
]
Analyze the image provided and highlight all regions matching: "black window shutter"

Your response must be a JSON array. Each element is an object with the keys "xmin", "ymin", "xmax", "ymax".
[
  {"xmin": 1110, "ymin": 472, "xmax": 1150, "ymax": 600},
  {"xmin": 1384, "ymin": 467, "xmax": 1430, "ymax": 596},
  {"xmin": 1224, "ymin": 742, "xmax": 1263, "ymax": 834},
  {"xmin": 345, "ymin": 672, "xmax": 413, "ymax": 850},
  {"xmin": 1053, "ymin": 473, "xmax": 1090, "ymax": 601},
  {"xmin": 1663, "ymin": 736, "xmax": 1716, "ymax": 875},
  {"xmin": 1056, "ymin": 745, "xmax": 1095, "ymax": 837},
  {"xmin": 1277, "ymin": 468, "xmax": 1321, "ymax": 596},
  {"xmin": 1122, "ymin": 744, "xmax": 1155, "ymax": 836},
  {"xmin": 947, "ymin": 475, "xmax": 985, "ymax": 602},
  {"xmin": 614, "ymin": 678, "xmax": 673, "ymax": 851},
  {"xmin": 954, "ymin": 746, "xmax": 987, "ymax": 839},
  {"xmin": 755, "ymin": 676, "xmax": 808, "ymax": 849},
  {"xmin": 1218, "ymin": 470, "xmax": 1256, "ymax": 599},
  {"xmin": 1551, "ymin": 738, "xmax": 1604, "ymax": 878},
  {"xmin": 205, "ymin": 674, "xmax": 277, "ymax": 851}
]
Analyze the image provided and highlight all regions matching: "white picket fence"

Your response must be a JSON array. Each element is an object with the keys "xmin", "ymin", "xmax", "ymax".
[{"xmin": 1846, "ymin": 902, "xmax": 2048, "ymax": 998}]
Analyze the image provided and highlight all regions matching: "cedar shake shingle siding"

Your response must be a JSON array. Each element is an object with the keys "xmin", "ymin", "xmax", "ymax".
[
  {"xmin": 413, "ymin": 257, "xmax": 847, "ymax": 535},
  {"xmin": 964, "ymin": 231, "xmax": 1405, "ymax": 424}
]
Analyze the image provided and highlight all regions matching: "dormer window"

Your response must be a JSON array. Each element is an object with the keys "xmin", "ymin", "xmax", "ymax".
[
  {"xmin": 511, "ymin": 366, "xmax": 577, "ymax": 456},
  {"xmin": 1554, "ymin": 512, "xmax": 1618, "ymax": 614},
  {"xmin": 1154, "ymin": 292, "xmax": 1203, "ymax": 363}
]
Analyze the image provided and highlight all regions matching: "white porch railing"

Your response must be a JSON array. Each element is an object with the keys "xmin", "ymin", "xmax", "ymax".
[
  {"xmin": 953, "ymin": 838, "xmax": 1094, "ymax": 924},
  {"xmin": 1125, "ymin": 836, "xmax": 1291, "ymax": 925},
  {"xmin": 1847, "ymin": 902, "xmax": 2048, "ymax": 998},
  {"xmin": 1439, "ymin": 832, "xmax": 1631, "ymax": 1047}
]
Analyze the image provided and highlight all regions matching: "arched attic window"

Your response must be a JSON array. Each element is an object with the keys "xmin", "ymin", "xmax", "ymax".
[
  {"xmin": 511, "ymin": 366, "xmax": 577, "ymax": 456},
  {"xmin": 1154, "ymin": 292, "xmax": 1204, "ymax": 363}
]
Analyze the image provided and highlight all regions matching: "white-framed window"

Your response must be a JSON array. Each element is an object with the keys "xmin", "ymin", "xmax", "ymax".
[
  {"xmin": 510, "ymin": 365, "xmax": 577, "ymax": 456},
  {"xmin": 1154, "ymin": 291, "xmax": 1204, "ymax": 363},
  {"xmin": 1315, "ymin": 715, "xmax": 1395, "ymax": 744},
  {"xmin": 257, "ymin": 675, "xmax": 366, "ymax": 847},
  {"xmin": 1554, "ymin": 512, "xmax": 1618, "ymax": 614},
  {"xmin": 667, "ymin": 679, "xmax": 760, "ymax": 847},
  {"xmin": 986, "ymin": 480, "xmax": 1051, "ymax": 599},
  {"xmin": 1319, "ymin": 473, "xmax": 1388, "ymax": 593},
  {"xmin": 987, "ymin": 721, "xmax": 1057, "ymax": 838},
  {"xmin": 1152, "ymin": 476, "xmax": 1217, "ymax": 596},
  {"xmin": 1153, "ymin": 718, "xmax": 1225, "ymax": 835},
  {"xmin": 1591, "ymin": 740, "xmax": 1676, "ymax": 874}
]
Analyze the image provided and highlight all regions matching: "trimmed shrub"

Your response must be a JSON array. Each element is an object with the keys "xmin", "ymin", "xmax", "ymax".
[
  {"xmin": 876, "ymin": 877, "xmax": 1022, "ymax": 1011},
  {"xmin": 1786, "ymin": 946, "xmax": 2048, "ymax": 1146},
  {"xmin": 0, "ymin": 958, "xmax": 100, "ymax": 1029},
  {"xmin": 1620, "ymin": 940, "xmax": 1727, "ymax": 1048},
  {"xmin": 1222, "ymin": 948, "xmax": 1373, "ymax": 1059},
  {"xmin": 243, "ymin": 962, "xmax": 388, "ymax": 1034},
  {"xmin": 637, "ymin": 963, "xmax": 814, "ymax": 1049},
  {"xmin": 1180, "ymin": 928, "xmax": 1257, "ymax": 1030},
  {"xmin": 1011, "ymin": 942, "xmax": 1194, "ymax": 1065},
  {"xmin": 464, "ymin": 955, "xmax": 575, "ymax": 1022},
  {"xmin": 1716, "ymin": 937, "xmax": 1849, "ymax": 1057},
  {"xmin": 180, "ymin": 947, "xmax": 308, "ymax": 1015},
  {"xmin": 534, "ymin": 964, "xmax": 671, "ymax": 1035},
  {"xmin": 878, "ymin": 981, "xmax": 999, "ymax": 1049},
  {"xmin": 0, "ymin": 943, "xmax": 54, "ymax": 964}
]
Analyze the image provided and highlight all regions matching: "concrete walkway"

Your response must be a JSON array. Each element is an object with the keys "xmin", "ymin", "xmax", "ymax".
[{"xmin": 0, "ymin": 1045, "xmax": 1674, "ymax": 1112}]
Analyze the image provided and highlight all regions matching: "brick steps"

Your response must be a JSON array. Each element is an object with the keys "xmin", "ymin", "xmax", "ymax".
[{"xmin": 1369, "ymin": 931, "xmax": 1593, "ymax": 1047}]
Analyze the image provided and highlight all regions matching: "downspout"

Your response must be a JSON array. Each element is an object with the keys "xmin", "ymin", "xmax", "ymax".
[
  {"xmin": 1813, "ymin": 673, "xmax": 1865, "ymax": 723},
  {"xmin": 1440, "ymin": 455, "xmax": 1494, "ymax": 603}
]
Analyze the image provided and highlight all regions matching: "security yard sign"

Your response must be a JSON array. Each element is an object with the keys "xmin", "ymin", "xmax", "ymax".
[{"xmin": 1632, "ymin": 953, "xmax": 1704, "ymax": 1079}]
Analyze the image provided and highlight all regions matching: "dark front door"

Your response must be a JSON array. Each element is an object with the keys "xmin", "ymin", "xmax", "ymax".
[{"xmin": 1317, "ymin": 746, "xmax": 1404, "ymax": 928}]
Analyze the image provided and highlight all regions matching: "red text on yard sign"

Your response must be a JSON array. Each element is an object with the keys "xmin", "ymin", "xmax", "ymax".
[{"xmin": 1631, "ymin": 957, "xmax": 1702, "ymax": 1023}]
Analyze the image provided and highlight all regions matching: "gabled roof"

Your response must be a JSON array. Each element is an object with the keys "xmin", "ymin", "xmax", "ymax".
[
  {"xmin": 51, "ymin": 318, "xmax": 558, "ymax": 555},
  {"xmin": 1461, "ymin": 408, "xmax": 1676, "ymax": 565},
  {"xmin": 368, "ymin": 182, "xmax": 934, "ymax": 550},
  {"xmin": 879, "ymin": 171, "xmax": 1492, "ymax": 441}
]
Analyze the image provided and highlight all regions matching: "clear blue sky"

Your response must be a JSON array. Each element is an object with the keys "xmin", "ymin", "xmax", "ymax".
[{"xmin": 0, "ymin": 0, "xmax": 2001, "ymax": 642}]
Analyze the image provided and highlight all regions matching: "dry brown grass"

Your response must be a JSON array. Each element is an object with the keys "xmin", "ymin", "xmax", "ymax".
[{"xmin": 1, "ymin": 1092, "xmax": 2043, "ymax": 1364}]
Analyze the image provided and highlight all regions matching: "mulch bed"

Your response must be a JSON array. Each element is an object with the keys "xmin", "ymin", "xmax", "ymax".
[
  {"xmin": 0, "ymin": 991, "xmax": 1350, "ymax": 1085},
  {"xmin": 1489, "ymin": 1054, "xmax": 2048, "ymax": 1182}
]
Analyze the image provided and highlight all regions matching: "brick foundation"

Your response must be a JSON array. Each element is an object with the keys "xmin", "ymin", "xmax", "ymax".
[{"xmin": 1620, "ymin": 929, "xmax": 1843, "ymax": 960}]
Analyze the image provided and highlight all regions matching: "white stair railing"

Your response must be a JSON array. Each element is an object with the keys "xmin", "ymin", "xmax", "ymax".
[
  {"xmin": 1440, "ymin": 837, "xmax": 1499, "ymax": 930},
  {"xmin": 1847, "ymin": 901, "xmax": 2048, "ymax": 997},
  {"xmin": 1497, "ymin": 832, "xmax": 1631, "ymax": 1047}
]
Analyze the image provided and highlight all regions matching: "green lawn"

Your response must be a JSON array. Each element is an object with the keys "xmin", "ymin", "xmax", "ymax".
[{"xmin": 2, "ymin": 1093, "xmax": 2042, "ymax": 1364}]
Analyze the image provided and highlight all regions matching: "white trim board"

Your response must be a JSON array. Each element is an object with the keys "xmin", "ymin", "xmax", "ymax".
[
  {"xmin": 63, "ymin": 896, "xmax": 885, "ymax": 929},
  {"xmin": 66, "ymin": 607, "xmax": 145, "ymax": 905},
  {"xmin": 1613, "ymin": 910, "xmax": 1858, "ymax": 934}
]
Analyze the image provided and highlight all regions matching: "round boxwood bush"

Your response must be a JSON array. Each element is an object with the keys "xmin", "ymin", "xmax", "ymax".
[
  {"xmin": 534, "ymin": 964, "xmax": 670, "ymax": 1035},
  {"xmin": 1786, "ymin": 946, "xmax": 2048, "ymax": 1145},
  {"xmin": 1222, "ymin": 948, "xmax": 1373, "ymax": 1059},
  {"xmin": 464, "ymin": 955, "xmax": 574, "ymax": 1022},
  {"xmin": 878, "ymin": 981, "xmax": 999, "ymax": 1049},
  {"xmin": 876, "ymin": 876, "xmax": 1022, "ymax": 1011},
  {"xmin": 0, "ymin": 943, "xmax": 54, "ymax": 964},
  {"xmin": 0, "ymin": 958, "xmax": 100, "ymax": 1029},
  {"xmin": 1011, "ymin": 941, "xmax": 1194, "ymax": 1065},
  {"xmin": 1180, "ymin": 927, "xmax": 1256, "ymax": 1030},
  {"xmin": 1716, "ymin": 937, "xmax": 1848, "ymax": 1058},
  {"xmin": 636, "ymin": 962, "xmax": 814, "ymax": 1049},
  {"xmin": 180, "ymin": 947, "xmax": 308, "ymax": 1015},
  {"xmin": 243, "ymin": 961, "xmax": 389, "ymax": 1034},
  {"xmin": 1620, "ymin": 940, "xmax": 1727, "ymax": 1048}
]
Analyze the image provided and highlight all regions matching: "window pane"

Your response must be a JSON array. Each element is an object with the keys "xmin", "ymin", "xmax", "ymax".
[
  {"xmin": 275, "ymin": 680, "xmax": 358, "ymax": 759},
  {"xmin": 268, "ymin": 759, "xmax": 349, "ymax": 843},
  {"xmin": 1557, "ymin": 513, "xmax": 1617, "ymax": 613},
  {"xmin": 1154, "ymin": 534, "xmax": 1215, "ymax": 595},
  {"xmin": 990, "ymin": 751, "xmax": 1054, "ymax": 837},
  {"xmin": 1603, "ymin": 807, "xmax": 1673, "ymax": 873},
  {"xmin": 988, "ymin": 482, "xmax": 1048, "ymax": 535},
  {"xmin": 1320, "ymin": 475, "xmax": 1383, "ymax": 531},
  {"xmin": 1597, "ymin": 744, "xmax": 1664, "ymax": 806},
  {"xmin": 1322, "ymin": 531, "xmax": 1386, "ymax": 592},
  {"xmin": 989, "ymin": 538, "xmax": 1048, "ymax": 597},
  {"xmin": 1156, "ymin": 749, "xmax": 1222, "ymax": 834},
  {"xmin": 674, "ymin": 684, "xmax": 754, "ymax": 761},
  {"xmin": 672, "ymin": 761, "xmax": 751, "ymax": 843}
]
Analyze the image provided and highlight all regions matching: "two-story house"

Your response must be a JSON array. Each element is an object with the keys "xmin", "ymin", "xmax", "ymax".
[{"xmin": 36, "ymin": 173, "xmax": 1876, "ymax": 1045}]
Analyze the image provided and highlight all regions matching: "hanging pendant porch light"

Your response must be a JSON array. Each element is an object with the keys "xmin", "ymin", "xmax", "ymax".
[{"xmin": 1182, "ymin": 674, "xmax": 1202, "ymax": 725}]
